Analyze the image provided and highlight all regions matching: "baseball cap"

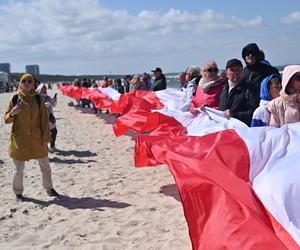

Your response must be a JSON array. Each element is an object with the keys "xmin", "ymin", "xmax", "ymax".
[
  {"xmin": 151, "ymin": 67, "xmax": 162, "ymax": 73},
  {"xmin": 226, "ymin": 59, "xmax": 243, "ymax": 69}
]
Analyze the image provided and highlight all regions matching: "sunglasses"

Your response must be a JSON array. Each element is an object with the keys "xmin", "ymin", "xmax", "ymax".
[
  {"xmin": 22, "ymin": 79, "xmax": 33, "ymax": 84},
  {"xmin": 205, "ymin": 67, "xmax": 218, "ymax": 73}
]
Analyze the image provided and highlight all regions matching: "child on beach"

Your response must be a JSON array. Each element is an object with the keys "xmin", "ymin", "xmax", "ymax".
[
  {"xmin": 251, "ymin": 74, "xmax": 282, "ymax": 127},
  {"xmin": 36, "ymin": 83, "xmax": 58, "ymax": 152}
]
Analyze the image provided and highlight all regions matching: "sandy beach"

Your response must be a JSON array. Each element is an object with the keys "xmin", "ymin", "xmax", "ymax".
[{"xmin": 0, "ymin": 88, "xmax": 190, "ymax": 250}]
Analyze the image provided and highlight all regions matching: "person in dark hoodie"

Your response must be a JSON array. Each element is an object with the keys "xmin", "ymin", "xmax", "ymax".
[
  {"xmin": 115, "ymin": 78, "xmax": 125, "ymax": 94},
  {"xmin": 219, "ymin": 58, "xmax": 259, "ymax": 126},
  {"xmin": 251, "ymin": 74, "xmax": 282, "ymax": 127},
  {"xmin": 241, "ymin": 43, "xmax": 279, "ymax": 95},
  {"xmin": 151, "ymin": 67, "xmax": 167, "ymax": 91}
]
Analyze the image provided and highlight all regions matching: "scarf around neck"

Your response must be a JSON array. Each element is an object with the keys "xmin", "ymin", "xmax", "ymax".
[
  {"xmin": 17, "ymin": 87, "xmax": 37, "ymax": 103},
  {"xmin": 198, "ymin": 78, "xmax": 220, "ymax": 93}
]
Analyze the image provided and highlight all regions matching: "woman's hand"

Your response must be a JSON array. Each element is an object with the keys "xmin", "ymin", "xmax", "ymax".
[
  {"xmin": 191, "ymin": 108, "xmax": 201, "ymax": 115},
  {"xmin": 223, "ymin": 109, "xmax": 232, "ymax": 119},
  {"xmin": 191, "ymin": 104, "xmax": 208, "ymax": 115},
  {"xmin": 10, "ymin": 103, "xmax": 22, "ymax": 117}
]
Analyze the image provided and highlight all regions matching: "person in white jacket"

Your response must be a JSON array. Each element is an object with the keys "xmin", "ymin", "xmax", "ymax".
[
  {"xmin": 179, "ymin": 65, "xmax": 201, "ymax": 112},
  {"xmin": 36, "ymin": 83, "xmax": 58, "ymax": 152}
]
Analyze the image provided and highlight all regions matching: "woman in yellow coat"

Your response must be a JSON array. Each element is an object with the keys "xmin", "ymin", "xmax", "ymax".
[{"xmin": 4, "ymin": 74, "xmax": 59, "ymax": 202}]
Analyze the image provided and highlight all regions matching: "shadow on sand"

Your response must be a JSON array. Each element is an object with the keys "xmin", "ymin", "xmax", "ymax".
[
  {"xmin": 49, "ymin": 157, "xmax": 97, "ymax": 164},
  {"xmin": 96, "ymin": 112, "xmax": 115, "ymax": 126},
  {"xmin": 72, "ymin": 105, "xmax": 137, "ymax": 140},
  {"xmin": 96, "ymin": 112, "xmax": 138, "ymax": 140},
  {"xmin": 55, "ymin": 149, "xmax": 97, "ymax": 157},
  {"xmin": 24, "ymin": 196, "xmax": 131, "ymax": 211},
  {"xmin": 159, "ymin": 184, "xmax": 181, "ymax": 202}
]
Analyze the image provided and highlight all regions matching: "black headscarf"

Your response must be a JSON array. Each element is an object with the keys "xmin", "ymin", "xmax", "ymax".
[
  {"xmin": 242, "ymin": 43, "xmax": 261, "ymax": 63},
  {"xmin": 241, "ymin": 43, "xmax": 279, "ymax": 94}
]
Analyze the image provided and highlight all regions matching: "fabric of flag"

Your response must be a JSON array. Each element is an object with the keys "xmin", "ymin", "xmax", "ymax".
[
  {"xmin": 134, "ymin": 110, "xmax": 300, "ymax": 249},
  {"xmin": 58, "ymin": 85, "xmax": 119, "ymax": 113},
  {"xmin": 113, "ymin": 90, "xmax": 165, "ymax": 136}
]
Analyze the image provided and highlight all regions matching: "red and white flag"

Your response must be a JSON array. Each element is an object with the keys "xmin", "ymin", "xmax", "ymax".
[
  {"xmin": 135, "ymin": 110, "xmax": 300, "ymax": 249},
  {"xmin": 113, "ymin": 88, "xmax": 189, "ymax": 136},
  {"xmin": 113, "ymin": 90, "xmax": 166, "ymax": 136},
  {"xmin": 58, "ymin": 85, "xmax": 120, "ymax": 113}
]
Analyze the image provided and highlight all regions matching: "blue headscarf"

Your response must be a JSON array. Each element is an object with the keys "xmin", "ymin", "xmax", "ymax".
[{"xmin": 260, "ymin": 74, "xmax": 281, "ymax": 101}]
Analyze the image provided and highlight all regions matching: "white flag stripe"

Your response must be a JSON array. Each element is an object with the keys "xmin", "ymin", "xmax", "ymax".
[{"xmin": 98, "ymin": 87, "xmax": 121, "ymax": 101}]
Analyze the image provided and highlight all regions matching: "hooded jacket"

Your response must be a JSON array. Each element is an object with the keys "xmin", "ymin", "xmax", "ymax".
[
  {"xmin": 4, "ymin": 75, "xmax": 50, "ymax": 161},
  {"xmin": 268, "ymin": 65, "xmax": 300, "ymax": 127},
  {"xmin": 36, "ymin": 83, "xmax": 57, "ymax": 130},
  {"xmin": 242, "ymin": 43, "xmax": 279, "ymax": 94},
  {"xmin": 179, "ymin": 77, "xmax": 200, "ymax": 112},
  {"xmin": 251, "ymin": 74, "xmax": 280, "ymax": 127}
]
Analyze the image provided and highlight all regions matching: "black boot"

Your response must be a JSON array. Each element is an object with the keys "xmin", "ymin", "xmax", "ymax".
[
  {"xmin": 15, "ymin": 194, "xmax": 24, "ymax": 202},
  {"xmin": 47, "ymin": 188, "xmax": 60, "ymax": 197}
]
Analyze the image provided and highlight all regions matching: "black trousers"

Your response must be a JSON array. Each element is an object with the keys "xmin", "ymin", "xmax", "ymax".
[{"xmin": 50, "ymin": 127, "xmax": 57, "ymax": 148}]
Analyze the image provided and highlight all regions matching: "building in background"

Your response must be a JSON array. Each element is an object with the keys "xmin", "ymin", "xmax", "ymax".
[
  {"xmin": 0, "ymin": 63, "xmax": 11, "ymax": 73},
  {"xmin": 26, "ymin": 64, "xmax": 40, "ymax": 75}
]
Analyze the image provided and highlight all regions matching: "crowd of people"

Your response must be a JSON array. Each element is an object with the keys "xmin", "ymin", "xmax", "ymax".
[
  {"xmin": 0, "ymin": 80, "xmax": 18, "ymax": 93},
  {"xmin": 69, "ymin": 42, "xmax": 300, "ymax": 130},
  {"xmin": 3, "ymin": 42, "xmax": 300, "ymax": 202},
  {"xmin": 174, "ymin": 43, "xmax": 283, "ymax": 127},
  {"xmin": 71, "ymin": 67, "xmax": 166, "ymax": 94},
  {"xmin": 70, "ymin": 67, "xmax": 167, "ymax": 112}
]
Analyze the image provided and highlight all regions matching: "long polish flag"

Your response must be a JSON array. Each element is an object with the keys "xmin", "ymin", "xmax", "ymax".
[
  {"xmin": 135, "ymin": 109, "xmax": 300, "ymax": 249},
  {"xmin": 58, "ymin": 85, "xmax": 120, "ymax": 113},
  {"xmin": 58, "ymin": 86, "xmax": 194, "ymax": 136}
]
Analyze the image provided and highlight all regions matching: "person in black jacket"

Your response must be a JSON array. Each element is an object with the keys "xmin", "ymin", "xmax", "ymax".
[
  {"xmin": 241, "ymin": 43, "xmax": 279, "ymax": 95},
  {"xmin": 219, "ymin": 59, "xmax": 259, "ymax": 126},
  {"xmin": 151, "ymin": 67, "xmax": 167, "ymax": 91},
  {"xmin": 116, "ymin": 78, "xmax": 125, "ymax": 94},
  {"xmin": 81, "ymin": 78, "xmax": 91, "ymax": 108}
]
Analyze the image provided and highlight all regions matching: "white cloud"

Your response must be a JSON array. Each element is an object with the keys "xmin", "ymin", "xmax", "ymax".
[
  {"xmin": 282, "ymin": 11, "xmax": 300, "ymax": 24},
  {"xmin": 0, "ymin": 0, "xmax": 265, "ymax": 74}
]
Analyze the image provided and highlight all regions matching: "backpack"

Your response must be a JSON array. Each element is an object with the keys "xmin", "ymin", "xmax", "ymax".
[
  {"xmin": 12, "ymin": 94, "xmax": 41, "ymax": 107},
  {"xmin": 11, "ymin": 94, "xmax": 56, "ymax": 123},
  {"xmin": 48, "ymin": 112, "xmax": 56, "ymax": 123}
]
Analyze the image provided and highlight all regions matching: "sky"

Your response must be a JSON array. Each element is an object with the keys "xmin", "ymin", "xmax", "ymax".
[{"xmin": 0, "ymin": 0, "xmax": 299, "ymax": 75}]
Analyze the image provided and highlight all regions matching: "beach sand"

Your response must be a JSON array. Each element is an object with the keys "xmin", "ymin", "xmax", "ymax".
[{"xmin": 0, "ymin": 88, "xmax": 190, "ymax": 249}]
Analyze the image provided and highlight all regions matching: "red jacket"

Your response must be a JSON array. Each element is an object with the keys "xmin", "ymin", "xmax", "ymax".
[{"xmin": 192, "ymin": 81, "xmax": 223, "ymax": 109}]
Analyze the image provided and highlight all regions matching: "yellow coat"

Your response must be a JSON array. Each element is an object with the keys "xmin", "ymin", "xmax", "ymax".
[{"xmin": 4, "ymin": 92, "xmax": 50, "ymax": 161}]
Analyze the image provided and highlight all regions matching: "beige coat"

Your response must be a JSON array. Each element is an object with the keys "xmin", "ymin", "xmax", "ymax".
[
  {"xmin": 268, "ymin": 65, "xmax": 300, "ymax": 127},
  {"xmin": 4, "ymin": 90, "xmax": 50, "ymax": 161}
]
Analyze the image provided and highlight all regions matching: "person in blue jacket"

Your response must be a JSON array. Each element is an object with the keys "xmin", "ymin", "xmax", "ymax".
[{"xmin": 251, "ymin": 74, "xmax": 282, "ymax": 127}]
